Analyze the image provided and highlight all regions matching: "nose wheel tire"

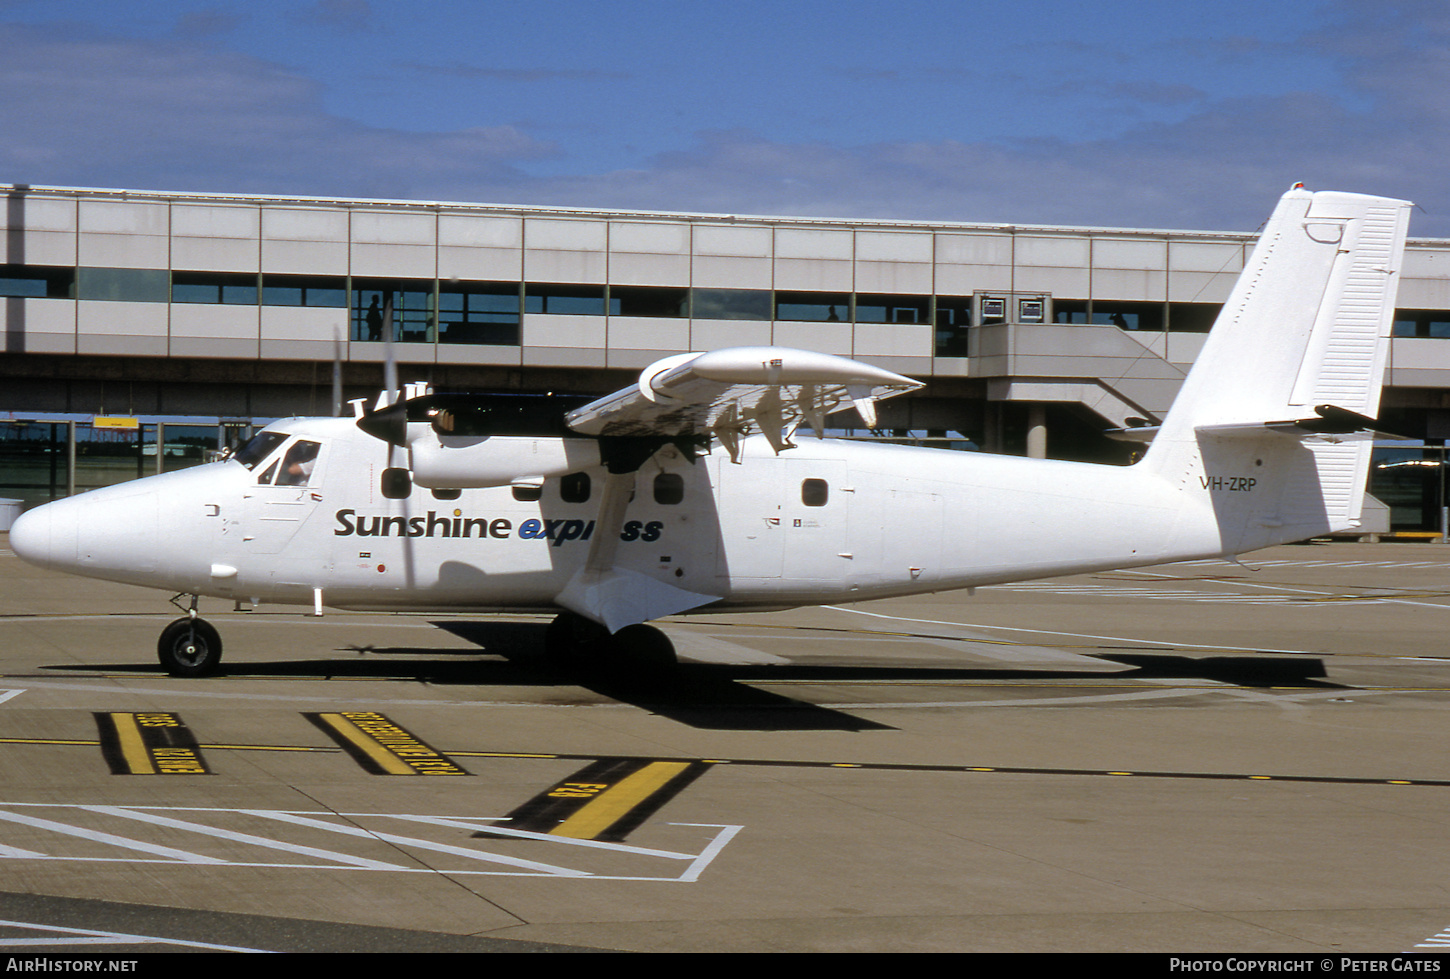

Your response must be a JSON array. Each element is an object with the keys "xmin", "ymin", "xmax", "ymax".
[{"xmin": 157, "ymin": 617, "xmax": 223, "ymax": 677}]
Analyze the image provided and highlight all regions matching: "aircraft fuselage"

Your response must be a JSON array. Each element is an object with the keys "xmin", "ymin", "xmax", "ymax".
[{"xmin": 10, "ymin": 417, "xmax": 1219, "ymax": 617}]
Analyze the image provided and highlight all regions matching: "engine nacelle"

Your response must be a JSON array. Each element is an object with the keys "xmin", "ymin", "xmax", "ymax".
[{"xmin": 407, "ymin": 431, "xmax": 602, "ymax": 489}]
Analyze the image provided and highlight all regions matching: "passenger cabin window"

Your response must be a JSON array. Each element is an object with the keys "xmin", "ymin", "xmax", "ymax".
[
  {"xmin": 654, "ymin": 472, "xmax": 684, "ymax": 505},
  {"xmin": 381, "ymin": 467, "xmax": 412, "ymax": 500},
  {"xmin": 802, "ymin": 478, "xmax": 829, "ymax": 507},
  {"xmin": 512, "ymin": 483, "xmax": 543, "ymax": 502},
  {"xmin": 560, "ymin": 472, "xmax": 591, "ymax": 503}
]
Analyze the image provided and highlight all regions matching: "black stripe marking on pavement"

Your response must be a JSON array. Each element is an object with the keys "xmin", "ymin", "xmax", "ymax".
[
  {"xmin": 94, "ymin": 712, "xmax": 210, "ymax": 775},
  {"xmin": 305, "ymin": 711, "xmax": 469, "ymax": 776},
  {"xmin": 484, "ymin": 758, "xmax": 710, "ymax": 842}
]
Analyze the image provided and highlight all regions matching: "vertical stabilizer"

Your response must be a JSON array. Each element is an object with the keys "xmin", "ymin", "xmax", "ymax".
[
  {"xmin": 1143, "ymin": 186, "xmax": 1412, "ymax": 546},
  {"xmin": 1152, "ymin": 187, "xmax": 1411, "ymax": 439}
]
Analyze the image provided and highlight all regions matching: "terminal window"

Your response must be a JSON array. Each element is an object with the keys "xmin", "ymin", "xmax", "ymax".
[
  {"xmin": 691, "ymin": 288, "xmax": 771, "ymax": 321},
  {"xmin": 1093, "ymin": 301, "xmax": 1164, "ymax": 331},
  {"xmin": 611, "ymin": 285, "xmax": 688, "ymax": 318},
  {"xmin": 76, "ymin": 267, "xmax": 169, "ymax": 303},
  {"xmin": 0, "ymin": 265, "xmax": 73, "ymax": 299},
  {"xmin": 775, "ymin": 291, "xmax": 849, "ymax": 322},
  {"xmin": 856, "ymin": 293, "xmax": 930, "ymax": 324},
  {"xmin": 1394, "ymin": 309, "xmax": 1450, "ymax": 339},
  {"xmin": 934, "ymin": 296, "xmax": 972, "ymax": 357},
  {"xmin": 439, "ymin": 282, "xmax": 521, "ymax": 345},
  {"xmin": 525, "ymin": 283, "xmax": 607, "ymax": 316},
  {"xmin": 261, "ymin": 274, "xmax": 347, "ymax": 308},
  {"xmin": 352, "ymin": 279, "xmax": 436, "ymax": 343},
  {"xmin": 172, "ymin": 271, "xmax": 258, "ymax": 305}
]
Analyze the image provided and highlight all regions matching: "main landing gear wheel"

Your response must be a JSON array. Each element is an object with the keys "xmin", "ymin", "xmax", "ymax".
[
  {"xmin": 543, "ymin": 611, "xmax": 603, "ymax": 667},
  {"xmin": 157, "ymin": 617, "xmax": 223, "ymax": 677},
  {"xmin": 611, "ymin": 623, "xmax": 678, "ymax": 671},
  {"xmin": 543, "ymin": 613, "xmax": 678, "ymax": 672}
]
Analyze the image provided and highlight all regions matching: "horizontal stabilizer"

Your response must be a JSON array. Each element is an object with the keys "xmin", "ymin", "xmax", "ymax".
[
  {"xmin": 1195, "ymin": 404, "xmax": 1407, "ymax": 443},
  {"xmin": 1110, "ymin": 405, "xmax": 1408, "ymax": 445},
  {"xmin": 1104, "ymin": 424, "xmax": 1160, "ymax": 444},
  {"xmin": 565, "ymin": 346, "xmax": 921, "ymax": 459}
]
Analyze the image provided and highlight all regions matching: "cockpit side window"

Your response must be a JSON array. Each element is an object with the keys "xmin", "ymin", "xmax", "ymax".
[
  {"xmin": 274, "ymin": 440, "xmax": 322, "ymax": 486},
  {"xmin": 234, "ymin": 431, "xmax": 289, "ymax": 470}
]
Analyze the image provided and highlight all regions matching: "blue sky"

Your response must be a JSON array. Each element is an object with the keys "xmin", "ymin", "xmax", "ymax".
[{"xmin": 2, "ymin": 0, "xmax": 1447, "ymax": 235}]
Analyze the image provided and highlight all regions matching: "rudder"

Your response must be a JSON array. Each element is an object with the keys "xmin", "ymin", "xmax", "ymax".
[{"xmin": 1142, "ymin": 186, "xmax": 1412, "ymax": 546}]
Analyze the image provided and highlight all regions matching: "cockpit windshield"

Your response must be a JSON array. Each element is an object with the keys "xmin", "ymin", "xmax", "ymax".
[{"xmin": 232, "ymin": 431, "xmax": 289, "ymax": 470}]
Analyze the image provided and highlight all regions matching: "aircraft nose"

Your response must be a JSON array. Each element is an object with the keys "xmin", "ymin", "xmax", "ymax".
[
  {"xmin": 8, "ymin": 484, "xmax": 160, "ymax": 577},
  {"xmin": 8, "ymin": 504, "xmax": 53, "ymax": 567},
  {"xmin": 8, "ymin": 499, "xmax": 80, "ymax": 571}
]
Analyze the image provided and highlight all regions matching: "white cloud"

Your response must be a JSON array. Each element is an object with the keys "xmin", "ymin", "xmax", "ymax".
[{"xmin": 0, "ymin": 23, "xmax": 558, "ymax": 200}]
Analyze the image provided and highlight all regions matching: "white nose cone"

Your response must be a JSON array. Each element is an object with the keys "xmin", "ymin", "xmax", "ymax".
[
  {"xmin": 8, "ymin": 504, "xmax": 55, "ymax": 568},
  {"xmin": 8, "ymin": 485, "xmax": 159, "ymax": 582}
]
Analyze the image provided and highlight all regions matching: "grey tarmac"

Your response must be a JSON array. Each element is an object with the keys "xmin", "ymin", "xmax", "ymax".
[{"xmin": 2, "ymin": 534, "xmax": 1450, "ymax": 954}]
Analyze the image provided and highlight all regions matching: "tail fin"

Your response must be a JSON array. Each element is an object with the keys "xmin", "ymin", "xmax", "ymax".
[{"xmin": 1143, "ymin": 186, "xmax": 1412, "ymax": 546}]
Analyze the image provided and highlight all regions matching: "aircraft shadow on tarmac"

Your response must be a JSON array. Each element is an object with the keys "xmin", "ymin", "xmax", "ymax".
[{"xmin": 38, "ymin": 621, "xmax": 1339, "ymax": 733}]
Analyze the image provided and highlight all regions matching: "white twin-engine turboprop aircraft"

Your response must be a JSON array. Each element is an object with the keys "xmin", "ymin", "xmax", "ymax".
[{"xmin": 8, "ymin": 187, "xmax": 1414, "ymax": 676}]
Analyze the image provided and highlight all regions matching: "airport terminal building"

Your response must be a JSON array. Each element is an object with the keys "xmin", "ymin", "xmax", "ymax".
[{"xmin": 4, "ymin": 183, "xmax": 1450, "ymax": 528}]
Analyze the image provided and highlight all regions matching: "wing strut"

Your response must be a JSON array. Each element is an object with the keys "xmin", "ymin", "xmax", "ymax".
[{"xmin": 554, "ymin": 461, "xmax": 719, "ymax": 634}]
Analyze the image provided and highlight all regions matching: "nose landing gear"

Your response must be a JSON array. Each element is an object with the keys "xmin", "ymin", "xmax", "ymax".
[{"xmin": 158, "ymin": 595, "xmax": 222, "ymax": 677}]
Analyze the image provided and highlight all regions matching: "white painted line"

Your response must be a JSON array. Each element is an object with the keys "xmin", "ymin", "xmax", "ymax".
[
  {"xmin": 80, "ymin": 805, "xmax": 411, "ymax": 871},
  {"xmin": 819, "ymin": 687, "xmax": 1226, "ymax": 709},
  {"xmin": 0, "ymin": 678, "xmax": 578, "ymax": 708},
  {"xmin": 0, "ymin": 809, "xmax": 227, "ymax": 864},
  {"xmin": 0, "ymin": 842, "xmax": 49, "ymax": 858},
  {"xmin": 823, "ymin": 605, "xmax": 1319, "ymax": 655},
  {"xmin": 674, "ymin": 823, "xmax": 745, "ymax": 882},
  {"xmin": 238, "ymin": 809, "xmax": 593, "ymax": 877},
  {"xmin": 0, "ymin": 918, "xmax": 269, "ymax": 952},
  {"xmin": 817, "ymin": 686, "xmax": 1409, "ymax": 711},
  {"xmin": 1415, "ymin": 924, "xmax": 1450, "ymax": 948},
  {"xmin": 0, "ymin": 803, "xmax": 740, "ymax": 882},
  {"xmin": 384, "ymin": 813, "xmax": 702, "ymax": 861}
]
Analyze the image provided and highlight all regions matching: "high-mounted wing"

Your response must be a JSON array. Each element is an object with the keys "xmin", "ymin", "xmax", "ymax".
[
  {"xmin": 564, "ymin": 346, "xmax": 923, "ymax": 461},
  {"xmin": 347, "ymin": 346, "xmax": 922, "ymax": 634}
]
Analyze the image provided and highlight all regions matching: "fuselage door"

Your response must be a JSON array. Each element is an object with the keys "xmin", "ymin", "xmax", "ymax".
[
  {"xmin": 780, "ymin": 459, "xmax": 852, "ymax": 581},
  {"xmin": 241, "ymin": 438, "xmax": 327, "ymax": 555},
  {"xmin": 712, "ymin": 453, "xmax": 784, "ymax": 581}
]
